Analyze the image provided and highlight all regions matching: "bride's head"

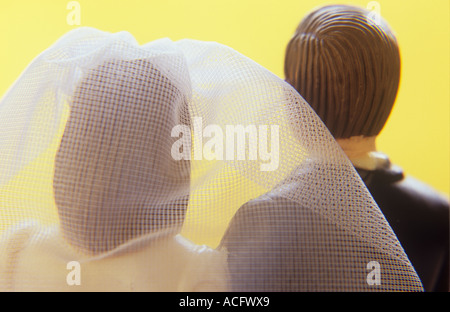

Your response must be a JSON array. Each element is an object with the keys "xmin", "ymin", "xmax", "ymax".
[{"xmin": 53, "ymin": 59, "xmax": 191, "ymax": 254}]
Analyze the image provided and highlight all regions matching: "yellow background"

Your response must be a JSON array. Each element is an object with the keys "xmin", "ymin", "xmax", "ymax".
[{"xmin": 0, "ymin": 0, "xmax": 448, "ymax": 198}]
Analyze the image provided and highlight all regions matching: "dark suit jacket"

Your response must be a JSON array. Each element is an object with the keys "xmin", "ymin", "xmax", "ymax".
[
  {"xmin": 220, "ymin": 188, "xmax": 424, "ymax": 292},
  {"xmin": 356, "ymin": 164, "xmax": 449, "ymax": 292}
]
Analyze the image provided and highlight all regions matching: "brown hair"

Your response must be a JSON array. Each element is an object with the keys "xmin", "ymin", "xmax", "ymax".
[{"xmin": 285, "ymin": 5, "xmax": 401, "ymax": 138}]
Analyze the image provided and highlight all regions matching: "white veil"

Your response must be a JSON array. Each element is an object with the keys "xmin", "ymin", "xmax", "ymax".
[{"xmin": 0, "ymin": 27, "xmax": 423, "ymax": 292}]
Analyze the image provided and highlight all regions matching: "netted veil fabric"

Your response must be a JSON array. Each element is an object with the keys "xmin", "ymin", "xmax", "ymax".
[
  {"xmin": 0, "ymin": 27, "xmax": 423, "ymax": 291},
  {"xmin": 0, "ymin": 28, "xmax": 225, "ymax": 292},
  {"xmin": 53, "ymin": 59, "xmax": 192, "ymax": 254}
]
